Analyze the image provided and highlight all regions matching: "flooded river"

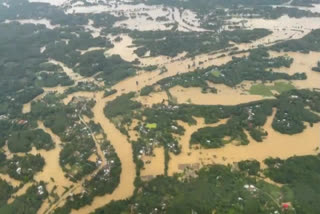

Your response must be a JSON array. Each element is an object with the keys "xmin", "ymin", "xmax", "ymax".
[
  {"xmin": 15, "ymin": 40, "xmax": 320, "ymax": 213},
  {"xmin": 70, "ymin": 91, "xmax": 136, "ymax": 214},
  {"xmin": 17, "ymin": 42, "xmax": 319, "ymax": 213},
  {"xmin": 11, "ymin": 2, "xmax": 320, "ymax": 212}
]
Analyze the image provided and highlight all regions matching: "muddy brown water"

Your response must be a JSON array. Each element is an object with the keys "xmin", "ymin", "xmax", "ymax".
[
  {"xmin": 15, "ymin": 47, "xmax": 319, "ymax": 213},
  {"xmin": 11, "ymin": 7, "xmax": 320, "ymax": 211},
  {"xmin": 17, "ymin": 48, "xmax": 319, "ymax": 213},
  {"xmin": 168, "ymin": 110, "xmax": 320, "ymax": 175}
]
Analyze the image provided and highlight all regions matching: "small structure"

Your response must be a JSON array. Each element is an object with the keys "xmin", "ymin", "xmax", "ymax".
[{"xmin": 281, "ymin": 202, "xmax": 292, "ymax": 211}]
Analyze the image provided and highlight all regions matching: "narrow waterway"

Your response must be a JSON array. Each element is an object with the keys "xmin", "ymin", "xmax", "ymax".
[{"xmin": 71, "ymin": 91, "xmax": 136, "ymax": 213}]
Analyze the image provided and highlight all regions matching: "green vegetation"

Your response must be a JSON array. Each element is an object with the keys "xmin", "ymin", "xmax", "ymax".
[
  {"xmin": 54, "ymin": 138, "xmax": 121, "ymax": 213},
  {"xmin": 211, "ymin": 69, "xmax": 221, "ymax": 77},
  {"xmin": 1, "ymin": 154, "xmax": 44, "ymax": 182},
  {"xmin": 104, "ymin": 89, "xmax": 117, "ymax": 97},
  {"xmin": 264, "ymin": 155, "xmax": 320, "ymax": 214},
  {"xmin": 95, "ymin": 163, "xmax": 292, "ymax": 214},
  {"xmin": 158, "ymin": 71, "xmax": 218, "ymax": 93},
  {"xmin": 74, "ymin": 51, "xmax": 136, "ymax": 86},
  {"xmin": 130, "ymin": 29, "xmax": 271, "ymax": 57},
  {"xmin": 312, "ymin": 61, "xmax": 320, "ymax": 72},
  {"xmin": 104, "ymin": 92, "xmax": 142, "ymax": 119},
  {"xmin": 156, "ymin": 48, "xmax": 303, "ymax": 92},
  {"xmin": 96, "ymin": 155, "xmax": 320, "ymax": 214},
  {"xmin": 1, "ymin": 1, "xmax": 320, "ymax": 213},
  {"xmin": 142, "ymin": 65, "xmax": 158, "ymax": 72},
  {"xmin": 238, "ymin": 160, "xmax": 261, "ymax": 176},
  {"xmin": 35, "ymin": 63, "xmax": 74, "ymax": 87},
  {"xmin": 146, "ymin": 123, "xmax": 157, "ymax": 129},
  {"xmin": 0, "ymin": 182, "xmax": 48, "ymax": 214},
  {"xmin": 8, "ymin": 129, "xmax": 54, "ymax": 153},
  {"xmin": 249, "ymin": 82, "xmax": 295, "ymax": 97},
  {"xmin": 128, "ymin": 89, "xmax": 320, "ymax": 150},
  {"xmin": 31, "ymin": 94, "xmax": 98, "ymax": 181},
  {"xmin": 140, "ymin": 86, "xmax": 154, "ymax": 96},
  {"xmin": 191, "ymin": 120, "xmax": 250, "ymax": 148},
  {"xmin": 0, "ymin": 179, "xmax": 14, "ymax": 207},
  {"xmin": 272, "ymin": 90, "xmax": 320, "ymax": 134},
  {"xmin": 65, "ymin": 82, "xmax": 102, "ymax": 95},
  {"xmin": 191, "ymin": 89, "xmax": 320, "ymax": 147},
  {"xmin": 291, "ymin": 0, "xmax": 320, "ymax": 7},
  {"xmin": 0, "ymin": 152, "xmax": 6, "ymax": 163},
  {"xmin": 0, "ymin": 20, "xmax": 111, "ymax": 118}
]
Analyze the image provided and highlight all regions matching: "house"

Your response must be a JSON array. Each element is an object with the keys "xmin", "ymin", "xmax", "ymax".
[
  {"xmin": 0, "ymin": 115, "xmax": 8, "ymax": 120},
  {"xmin": 17, "ymin": 120, "xmax": 28, "ymax": 125}
]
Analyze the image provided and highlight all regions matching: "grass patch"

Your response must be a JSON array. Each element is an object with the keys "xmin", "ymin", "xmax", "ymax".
[
  {"xmin": 272, "ymin": 82, "xmax": 295, "ymax": 93},
  {"xmin": 249, "ymin": 82, "xmax": 295, "ymax": 96},
  {"xmin": 249, "ymin": 84, "xmax": 274, "ymax": 96},
  {"xmin": 146, "ymin": 123, "xmax": 157, "ymax": 129},
  {"xmin": 211, "ymin": 69, "xmax": 221, "ymax": 77}
]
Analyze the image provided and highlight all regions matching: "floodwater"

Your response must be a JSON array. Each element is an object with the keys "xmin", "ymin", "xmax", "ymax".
[
  {"xmin": 228, "ymin": 15, "xmax": 320, "ymax": 48},
  {"xmin": 29, "ymin": 0, "xmax": 69, "ymax": 6},
  {"xmin": 106, "ymin": 35, "xmax": 138, "ymax": 62},
  {"xmin": 80, "ymin": 47, "xmax": 105, "ymax": 55},
  {"xmin": 7, "ymin": 183, "xmax": 33, "ymax": 204},
  {"xmin": 48, "ymin": 60, "xmax": 84, "ymax": 83},
  {"xmin": 14, "ymin": 30, "xmax": 320, "ymax": 213},
  {"xmin": 0, "ymin": 174, "xmax": 20, "ymax": 187},
  {"xmin": 273, "ymin": 4, "xmax": 320, "ymax": 14},
  {"xmin": 128, "ymin": 119, "xmax": 139, "ymax": 141},
  {"xmin": 169, "ymin": 110, "xmax": 320, "ymax": 175},
  {"xmin": 69, "ymin": 91, "xmax": 136, "ymax": 214},
  {"xmin": 10, "ymin": 2, "xmax": 320, "ymax": 212},
  {"xmin": 35, "ymin": 121, "xmax": 74, "ymax": 213},
  {"xmin": 84, "ymin": 20, "xmax": 102, "ymax": 38},
  {"xmin": 22, "ymin": 93, "xmax": 45, "ymax": 114},
  {"xmin": 135, "ymin": 91, "xmax": 168, "ymax": 107},
  {"xmin": 112, "ymin": 51, "xmax": 248, "ymax": 94},
  {"xmin": 63, "ymin": 91, "xmax": 97, "ymax": 105},
  {"xmin": 141, "ymin": 147, "xmax": 165, "ymax": 180},
  {"xmin": 269, "ymin": 51, "xmax": 320, "ymax": 89},
  {"xmin": 69, "ymin": 2, "xmax": 204, "ymax": 32}
]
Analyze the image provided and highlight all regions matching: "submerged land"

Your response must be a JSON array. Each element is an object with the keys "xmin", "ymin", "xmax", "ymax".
[{"xmin": 1, "ymin": 0, "xmax": 320, "ymax": 213}]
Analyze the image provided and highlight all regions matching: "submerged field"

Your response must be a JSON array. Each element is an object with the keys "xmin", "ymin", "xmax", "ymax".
[{"xmin": 1, "ymin": 0, "xmax": 320, "ymax": 213}]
